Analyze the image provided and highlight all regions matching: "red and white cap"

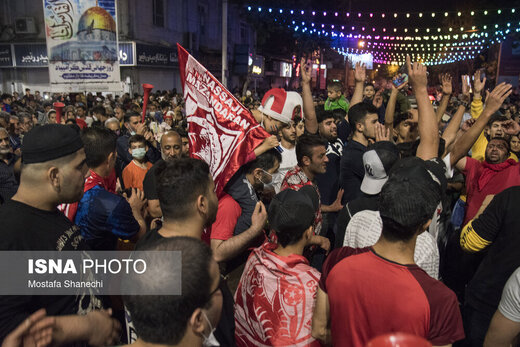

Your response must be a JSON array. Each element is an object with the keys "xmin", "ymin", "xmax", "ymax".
[{"xmin": 258, "ymin": 88, "xmax": 304, "ymax": 124}]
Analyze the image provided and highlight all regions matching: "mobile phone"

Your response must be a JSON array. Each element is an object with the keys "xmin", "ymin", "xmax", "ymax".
[
  {"xmin": 393, "ymin": 73, "xmax": 409, "ymax": 87},
  {"xmin": 462, "ymin": 75, "xmax": 473, "ymax": 94}
]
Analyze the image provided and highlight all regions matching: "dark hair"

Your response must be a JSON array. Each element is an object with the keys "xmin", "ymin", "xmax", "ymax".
[
  {"xmin": 81, "ymin": 127, "xmax": 117, "ymax": 167},
  {"xmin": 156, "ymin": 158, "xmax": 211, "ymax": 221},
  {"xmin": 128, "ymin": 134, "xmax": 146, "ymax": 147},
  {"xmin": 296, "ymin": 134, "xmax": 327, "ymax": 166},
  {"xmin": 393, "ymin": 111, "xmax": 412, "ymax": 128},
  {"xmin": 380, "ymin": 175, "xmax": 440, "ymax": 242},
  {"xmin": 331, "ymin": 108, "xmax": 347, "ymax": 122},
  {"xmin": 315, "ymin": 106, "xmax": 335, "ymax": 124},
  {"xmin": 348, "ymin": 102, "xmax": 379, "ymax": 127},
  {"xmin": 91, "ymin": 105, "xmax": 106, "ymax": 116},
  {"xmin": 124, "ymin": 237, "xmax": 214, "ymax": 345},
  {"xmin": 1, "ymin": 93, "xmax": 11, "ymax": 101},
  {"xmin": 243, "ymin": 148, "xmax": 282, "ymax": 174},
  {"xmin": 364, "ymin": 83, "xmax": 375, "ymax": 89},
  {"xmin": 487, "ymin": 113, "xmax": 508, "ymax": 127},
  {"xmin": 76, "ymin": 104, "xmax": 86, "ymax": 111},
  {"xmin": 124, "ymin": 111, "xmax": 141, "ymax": 123},
  {"xmin": 65, "ymin": 118, "xmax": 77, "ymax": 125},
  {"xmin": 175, "ymin": 127, "xmax": 188, "ymax": 138},
  {"xmin": 327, "ymin": 81, "xmax": 343, "ymax": 92}
]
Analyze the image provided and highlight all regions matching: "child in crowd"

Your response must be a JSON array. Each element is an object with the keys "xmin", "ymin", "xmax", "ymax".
[
  {"xmin": 123, "ymin": 134, "xmax": 153, "ymax": 191},
  {"xmin": 325, "ymin": 81, "xmax": 349, "ymax": 114}
]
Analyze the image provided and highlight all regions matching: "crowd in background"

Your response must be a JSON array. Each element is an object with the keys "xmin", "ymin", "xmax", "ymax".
[{"xmin": 1, "ymin": 55, "xmax": 520, "ymax": 347}]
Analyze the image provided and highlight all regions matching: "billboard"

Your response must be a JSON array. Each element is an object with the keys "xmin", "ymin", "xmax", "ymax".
[
  {"xmin": 42, "ymin": 0, "xmax": 121, "ymax": 92},
  {"xmin": 347, "ymin": 53, "xmax": 373, "ymax": 70}
]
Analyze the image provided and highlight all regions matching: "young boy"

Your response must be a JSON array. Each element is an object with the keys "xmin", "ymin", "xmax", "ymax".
[
  {"xmin": 325, "ymin": 81, "xmax": 349, "ymax": 114},
  {"xmin": 123, "ymin": 134, "xmax": 153, "ymax": 190}
]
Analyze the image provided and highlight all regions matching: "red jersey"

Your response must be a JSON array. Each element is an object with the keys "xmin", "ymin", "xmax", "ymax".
[
  {"xmin": 321, "ymin": 247, "xmax": 464, "ymax": 347},
  {"xmin": 463, "ymin": 157, "xmax": 520, "ymax": 225}
]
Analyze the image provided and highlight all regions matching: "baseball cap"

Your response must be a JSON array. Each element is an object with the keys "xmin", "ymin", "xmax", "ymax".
[
  {"xmin": 380, "ymin": 157, "xmax": 443, "ymax": 227},
  {"xmin": 268, "ymin": 185, "xmax": 319, "ymax": 234},
  {"xmin": 22, "ymin": 124, "xmax": 83, "ymax": 164},
  {"xmin": 258, "ymin": 88, "xmax": 304, "ymax": 124},
  {"xmin": 360, "ymin": 141, "xmax": 399, "ymax": 195}
]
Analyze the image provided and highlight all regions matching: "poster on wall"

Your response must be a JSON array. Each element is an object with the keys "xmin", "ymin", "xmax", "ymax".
[{"xmin": 42, "ymin": 0, "xmax": 122, "ymax": 92}]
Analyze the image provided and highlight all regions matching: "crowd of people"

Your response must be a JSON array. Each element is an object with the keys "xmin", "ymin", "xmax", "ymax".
[{"xmin": 1, "ymin": 53, "xmax": 520, "ymax": 347}]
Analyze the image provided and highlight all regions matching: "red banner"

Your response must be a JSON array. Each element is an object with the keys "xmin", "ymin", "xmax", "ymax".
[{"xmin": 177, "ymin": 44, "xmax": 269, "ymax": 197}]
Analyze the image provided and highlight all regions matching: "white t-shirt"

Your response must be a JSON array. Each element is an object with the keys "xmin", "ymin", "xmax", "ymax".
[
  {"xmin": 272, "ymin": 145, "xmax": 297, "ymax": 193},
  {"xmin": 499, "ymin": 267, "xmax": 520, "ymax": 323},
  {"xmin": 344, "ymin": 210, "xmax": 440, "ymax": 279}
]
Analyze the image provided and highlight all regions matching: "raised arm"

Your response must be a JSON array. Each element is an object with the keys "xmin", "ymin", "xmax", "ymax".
[
  {"xmin": 442, "ymin": 101, "xmax": 467, "ymax": 155},
  {"xmin": 450, "ymin": 83, "xmax": 513, "ymax": 169},
  {"xmin": 436, "ymin": 73, "xmax": 452, "ymax": 124},
  {"xmin": 349, "ymin": 62, "xmax": 366, "ymax": 107},
  {"xmin": 300, "ymin": 57, "xmax": 318, "ymax": 134},
  {"xmin": 407, "ymin": 55, "xmax": 439, "ymax": 160},
  {"xmin": 384, "ymin": 82, "xmax": 408, "ymax": 132}
]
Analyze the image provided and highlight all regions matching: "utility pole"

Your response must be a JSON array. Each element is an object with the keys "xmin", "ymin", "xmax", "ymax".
[{"xmin": 222, "ymin": 0, "xmax": 228, "ymax": 87}]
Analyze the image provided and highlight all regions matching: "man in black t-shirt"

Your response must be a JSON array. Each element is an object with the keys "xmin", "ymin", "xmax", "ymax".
[
  {"xmin": 143, "ymin": 130, "xmax": 182, "ymax": 218},
  {"xmin": 460, "ymin": 186, "xmax": 520, "ymax": 346},
  {"xmin": 0, "ymin": 124, "xmax": 121, "ymax": 345},
  {"xmin": 136, "ymin": 158, "xmax": 237, "ymax": 347},
  {"xmin": 339, "ymin": 103, "xmax": 379, "ymax": 204}
]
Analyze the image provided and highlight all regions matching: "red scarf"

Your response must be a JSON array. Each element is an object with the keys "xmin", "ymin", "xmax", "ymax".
[
  {"xmin": 84, "ymin": 169, "xmax": 117, "ymax": 193},
  {"xmin": 478, "ymin": 159, "xmax": 516, "ymax": 191},
  {"xmin": 58, "ymin": 169, "xmax": 117, "ymax": 221}
]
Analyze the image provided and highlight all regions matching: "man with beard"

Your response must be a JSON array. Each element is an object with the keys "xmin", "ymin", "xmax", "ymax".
[
  {"xmin": 315, "ymin": 107, "xmax": 344, "ymax": 242},
  {"xmin": 282, "ymin": 134, "xmax": 342, "ymax": 256},
  {"xmin": 143, "ymin": 130, "xmax": 182, "ymax": 218},
  {"xmin": 0, "ymin": 124, "xmax": 120, "ymax": 345},
  {"xmin": 8, "ymin": 116, "xmax": 22, "ymax": 153},
  {"xmin": 0, "ymin": 127, "xmax": 18, "ymax": 203},
  {"xmin": 271, "ymin": 122, "xmax": 297, "ymax": 193},
  {"xmin": 135, "ymin": 158, "xmax": 237, "ymax": 347}
]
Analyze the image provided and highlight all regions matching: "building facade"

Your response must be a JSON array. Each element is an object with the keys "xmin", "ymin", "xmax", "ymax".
[{"xmin": 0, "ymin": 0, "xmax": 255, "ymax": 94}]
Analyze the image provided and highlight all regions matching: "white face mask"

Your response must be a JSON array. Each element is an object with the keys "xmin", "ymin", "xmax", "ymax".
[{"xmin": 201, "ymin": 310, "xmax": 220, "ymax": 347}]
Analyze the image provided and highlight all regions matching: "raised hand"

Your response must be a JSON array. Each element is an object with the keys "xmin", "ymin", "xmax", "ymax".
[
  {"xmin": 373, "ymin": 89, "xmax": 383, "ymax": 108},
  {"xmin": 375, "ymin": 122, "xmax": 391, "ymax": 142},
  {"xmin": 300, "ymin": 57, "xmax": 311, "ymax": 85},
  {"xmin": 406, "ymin": 55, "xmax": 428, "ymax": 91},
  {"xmin": 484, "ymin": 82, "xmax": 513, "ymax": 115},
  {"xmin": 251, "ymin": 201, "xmax": 267, "ymax": 234},
  {"xmin": 441, "ymin": 73, "xmax": 453, "ymax": 95},
  {"xmin": 473, "ymin": 70, "xmax": 487, "ymax": 95},
  {"xmin": 502, "ymin": 119, "xmax": 520, "ymax": 136},
  {"xmin": 461, "ymin": 118, "xmax": 476, "ymax": 132},
  {"xmin": 354, "ymin": 62, "xmax": 366, "ymax": 83}
]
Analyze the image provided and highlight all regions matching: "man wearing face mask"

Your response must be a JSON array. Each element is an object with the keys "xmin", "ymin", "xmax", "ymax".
[
  {"xmin": 224, "ymin": 149, "xmax": 281, "ymax": 237},
  {"xmin": 124, "ymin": 237, "xmax": 223, "ymax": 347},
  {"xmin": 116, "ymin": 112, "xmax": 160, "ymax": 187},
  {"xmin": 122, "ymin": 135, "xmax": 153, "ymax": 191},
  {"xmin": 143, "ymin": 131, "xmax": 183, "ymax": 218},
  {"xmin": 135, "ymin": 158, "xmax": 233, "ymax": 347}
]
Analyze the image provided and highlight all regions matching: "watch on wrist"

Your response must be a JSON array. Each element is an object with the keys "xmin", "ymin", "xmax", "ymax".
[{"xmin": 460, "ymin": 101, "xmax": 470, "ymax": 109}]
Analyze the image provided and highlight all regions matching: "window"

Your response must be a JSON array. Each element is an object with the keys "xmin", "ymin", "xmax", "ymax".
[{"xmin": 153, "ymin": 0, "xmax": 164, "ymax": 27}]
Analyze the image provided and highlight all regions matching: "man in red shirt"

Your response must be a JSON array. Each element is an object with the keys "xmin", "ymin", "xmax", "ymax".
[{"xmin": 311, "ymin": 157, "xmax": 464, "ymax": 346}]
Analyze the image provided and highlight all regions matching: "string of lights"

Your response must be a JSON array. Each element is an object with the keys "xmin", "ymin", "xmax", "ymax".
[
  {"xmin": 246, "ymin": 5, "xmax": 520, "ymax": 65},
  {"xmin": 246, "ymin": 6, "xmax": 516, "ymax": 20}
]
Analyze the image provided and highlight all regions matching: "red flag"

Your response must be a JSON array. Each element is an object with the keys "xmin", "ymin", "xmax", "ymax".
[{"xmin": 177, "ymin": 44, "xmax": 270, "ymax": 197}]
